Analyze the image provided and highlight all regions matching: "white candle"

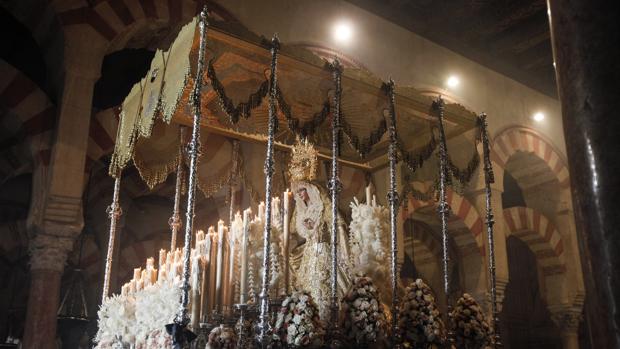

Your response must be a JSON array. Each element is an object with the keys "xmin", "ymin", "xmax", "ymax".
[
  {"xmin": 215, "ymin": 220, "xmax": 225, "ymax": 311},
  {"xmin": 229, "ymin": 212, "xmax": 242, "ymax": 305},
  {"xmin": 366, "ymin": 184, "xmax": 372, "ymax": 204},
  {"xmin": 239, "ymin": 208, "xmax": 252, "ymax": 304},
  {"xmin": 272, "ymin": 197, "xmax": 281, "ymax": 228},
  {"xmin": 196, "ymin": 229, "xmax": 205, "ymax": 243},
  {"xmin": 258, "ymin": 201, "xmax": 266, "ymax": 222},
  {"xmin": 158, "ymin": 267, "xmax": 166, "ymax": 284},
  {"xmin": 283, "ymin": 189, "xmax": 293, "ymax": 293},
  {"xmin": 159, "ymin": 249, "xmax": 166, "ymax": 268},
  {"xmin": 133, "ymin": 268, "xmax": 141, "ymax": 281},
  {"xmin": 190, "ymin": 254, "xmax": 201, "ymax": 329},
  {"xmin": 146, "ymin": 257, "xmax": 155, "ymax": 272}
]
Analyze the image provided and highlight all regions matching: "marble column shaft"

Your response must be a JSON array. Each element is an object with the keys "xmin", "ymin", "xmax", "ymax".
[
  {"xmin": 548, "ymin": 1, "xmax": 620, "ymax": 347},
  {"xmin": 23, "ymin": 234, "xmax": 75, "ymax": 349}
]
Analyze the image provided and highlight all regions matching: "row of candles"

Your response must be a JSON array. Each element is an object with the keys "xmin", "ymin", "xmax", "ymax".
[{"xmin": 119, "ymin": 189, "xmax": 295, "ymax": 329}]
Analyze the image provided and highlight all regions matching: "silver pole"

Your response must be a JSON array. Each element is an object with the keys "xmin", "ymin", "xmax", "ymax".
[
  {"xmin": 385, "ymin": 79, "xmax": 401, "ymax": 347},
  {"xmin": 257, "ymin": 34, "xmax": 280, "ymax": 348},
  {"xmin": 176, "ymin": 6, "xmax": 208, "ymax": 328},
  {"xmin": 434, "ymin": 97, "xmax": 454, "ymax": 345},
  {"xmin": 102, "ymin": 174, "xmax": 122, "ymax": 302},
  {"xmin": 169, "ymin": 128, "xmax": 185, "ymax": 252},
  {"xmin": 328, "ymin": 59, "xmax": 343, "ymax": 344},
  {"xmin": 479, "ymin": 113, "xmax": 502, "ymax": 347}
]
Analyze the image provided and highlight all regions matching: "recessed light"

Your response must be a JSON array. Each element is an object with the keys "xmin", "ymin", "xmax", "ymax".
[
  {"xmin": 533, "ymin": 112, "xmax": 545, "ymax": 122},
  {"xmin": 446, "ymin": 76, "xmax": 460, "ymax": 88},
  {"xmin": 333, "ymin": 21, "xmax": 353, "ymax": 44}
]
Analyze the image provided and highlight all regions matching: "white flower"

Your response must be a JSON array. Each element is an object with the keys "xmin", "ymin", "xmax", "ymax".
[{"xmin": 293, "ymin": 314, "xmax": 302, "ymax": 324}]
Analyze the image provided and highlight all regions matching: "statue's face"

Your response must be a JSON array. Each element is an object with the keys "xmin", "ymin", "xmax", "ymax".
[{"xmin": 296, "ymin": 187, "xmax": 310, "ymax": 205}]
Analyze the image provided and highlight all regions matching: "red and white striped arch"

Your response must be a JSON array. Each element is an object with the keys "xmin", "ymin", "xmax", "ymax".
[
  {"xmin": 492, "ymin": 126, "xmax": 570, "ymax": 188},
  {"xmin": 406, "ymin": 182, "xmax": 485, "ymax": 256},
  {"xmin": 86, "ymin": 108, "xmax": 118, "ymax": 171},
  {"xmin": 0, "ymin": 60, "xmax": 55, "ymax": 180},
  {"xmin": 503, "ymin": 206, "xmax": 565, "ymax": 276},
  {"xmin": 340, "ymin": 166, "xmax": 367, "ymax": 207},
  {"xmin": 57, "ymin": 0, "xmax": 238, "ymax": 45},
  {"xmin": 403, "ymin": 221, "xmax": 443, "ymax": 267},
  {"xmin": 81, "ymin": 234, "xmax": 103, "ymax": 282}
]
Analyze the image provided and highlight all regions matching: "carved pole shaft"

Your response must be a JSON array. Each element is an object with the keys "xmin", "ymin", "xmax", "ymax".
[
  {"xmin": 385, "ymin": 79, "xmax": 401, "ymax": 347},
  {"xmin": 169, "ymin": 128, "xmax": 185, "ymax": 252},
  {"xmin": 479, "ymin": 113, "xmax": 502, "ymax": 347},
  {"xmin": 177, "ymin": 7, "xmax": 208, "ymax": 326},
  {"xmin": 257, "ymin": 35, "xmax": 279, "ymax": 347},
  {"xmin": 434, "ymin": 97, "xmax": 454, "ymax": 344},
  {"xmin": 329, "ymin": 59, "xmax": 343, "ymax": 334},
  {"xmin": 102, "ymin": 174, "xmax": 122, "ymax": 302}
]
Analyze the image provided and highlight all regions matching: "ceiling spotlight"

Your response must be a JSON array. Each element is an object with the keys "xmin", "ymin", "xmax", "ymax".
[
  {"xmin": 446, "ymin": 75, "xmax": 460, "ymax": 88},
  {"xmin": 333, "ymin": 21, "xmax": 353, "ymax": 43},
  {"xmin": 533, "ymin": 112, "xmax": 545, "ymax": 122}
]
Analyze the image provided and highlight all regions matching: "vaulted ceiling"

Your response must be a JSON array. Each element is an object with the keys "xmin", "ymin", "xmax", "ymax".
[{"xmin": 345, "ymin": 0, "xmax": 556, "ymax": 98}]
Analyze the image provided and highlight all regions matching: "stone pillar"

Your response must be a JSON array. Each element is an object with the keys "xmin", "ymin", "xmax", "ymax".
[
  {"xmin": 547, "ymin": 1, "xmax": 620, "ymax": 347},
  {"xmin": 554, "ymin": 191, "xmax": 585, "ymax": 307},
  {"xmin": 23, "ymin": 231, "xmax": 77, "ymax": 349},
  {"xmin": 22, "ymin": 34, "xmax": 104, "ymax": 348},
  {"xmin": 550, "ymin": 307, "xmax": 582, "ymax": 349}
]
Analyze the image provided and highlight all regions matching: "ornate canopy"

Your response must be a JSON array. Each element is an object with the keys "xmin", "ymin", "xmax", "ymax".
[{"xmin": 110, "ymin": 16, "xmax": 478, "ymax": 188}]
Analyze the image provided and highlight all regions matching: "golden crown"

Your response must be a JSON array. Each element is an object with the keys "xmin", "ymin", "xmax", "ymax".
[{"xmin": 288, "ymin": 137, "xmax": 318, "ymax": 182}]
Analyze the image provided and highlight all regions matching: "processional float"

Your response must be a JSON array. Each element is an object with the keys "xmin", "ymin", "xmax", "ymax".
[{"xmin": 96, "ymin": 7, "xmax": 502, "ymax": 349}]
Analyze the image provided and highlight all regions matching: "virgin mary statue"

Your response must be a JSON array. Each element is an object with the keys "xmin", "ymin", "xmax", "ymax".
[{"xmin": 287, "ymin": 138, "xmax": 351, "ymax": 320}]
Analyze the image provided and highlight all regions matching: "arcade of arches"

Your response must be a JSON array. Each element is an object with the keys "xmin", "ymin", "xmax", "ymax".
[{"xmin": 1, "ymin": 0, "xmax": 618, "ymax": 348}]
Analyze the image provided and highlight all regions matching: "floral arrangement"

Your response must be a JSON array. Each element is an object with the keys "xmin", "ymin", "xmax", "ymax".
[
  {"xmin": 398, "ymin": 279, "xmax": 446, "ymax": 348},
  {"xmin": 141, "ymin": 329, "xmax": 172, "ymax": 348},
  {"xmin": 95, "ymin": 294, "xmax": 136, "ymax": 347},
  {"xmin": 341, "ymin": 274, "xmax": 387, "ymax": 346},
  {"xmin": 95, "ymin": 283, "xmax": 180, "ymax": 348},
  {"xmin": 348, "ymin": 198, "xmax": 390, "ymax": 297},
  {"xmin": 273, "ymin": 290, "xmax": 326, "ymax": 347},
  {"xmin": 206, "ymin": 325, "xmax": 236, "ymax": 349},
  {"xmin": 450, "ymin": 293, "xmax": 492, "ymax": 349}
]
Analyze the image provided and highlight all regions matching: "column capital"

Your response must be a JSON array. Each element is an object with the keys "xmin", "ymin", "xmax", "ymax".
[
  {"xmin": 28, "ymin": 232, "xmax": 76, "ymax": 272},
  {"xmin": 27, "ymin": 193, "xmax": 83, "ymax": 272},
  {"xmin": 550, "ymin": 306, "xmax": 582, "ymax": 334}
]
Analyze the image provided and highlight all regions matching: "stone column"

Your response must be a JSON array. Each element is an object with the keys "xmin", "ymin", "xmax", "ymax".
[
  {"xmin": 547, "ymin": 1, "xmax": 620, "ymax": 347},
  {"xmin": 554, "ymin": 191, "xmax": 585, "ymax": 308},
  {"xmin": 23, "ymin": 229, "xmax": 78, "ymax": 349},
  {"xmin": 550, "ymin": 307, "xmax": 582, "ymax": 349},
  {"xmin": 22, "ymin": 33, "xmax": 104, "ymax": 348}
]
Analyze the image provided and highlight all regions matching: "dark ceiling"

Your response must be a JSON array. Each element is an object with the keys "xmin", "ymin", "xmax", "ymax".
[{"xmin": 345, "ymin": 0, "xmax": 557, "ymax": 98}]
